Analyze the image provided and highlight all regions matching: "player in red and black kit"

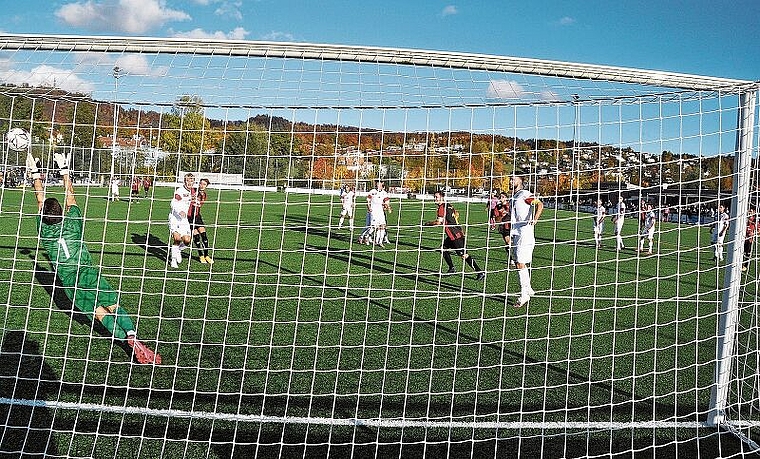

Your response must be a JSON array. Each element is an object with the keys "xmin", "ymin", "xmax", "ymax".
[
  {"xmin": 131, "ymin": 176, "xmax": 140, "ymax": 202},
  {"xmin": 142, "ymin": 176, "xmax": 152, "ymax": 198},
  {"xmin": 188, "ymin": 178, "xmax": 213, "ymax": 264},
  {"xmin": 425, "ymin": 190, "xmax": 484, "ymax": 280},
  {"xmin": 743, "ymin": 209, "xmax": 757, "ymax": 272},
  {"xmin": 493, "ymin": 191, "xmax": 511, "ymax": 249}
]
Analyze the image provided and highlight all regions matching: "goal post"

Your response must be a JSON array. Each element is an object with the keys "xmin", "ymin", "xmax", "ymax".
[
  {"xmin": 0, "ymin": 33, "xmax": 758, "ymax": 458},
  {"xmin": 709, "ymin": 89, "xmax": 758, "ymax": 427}
]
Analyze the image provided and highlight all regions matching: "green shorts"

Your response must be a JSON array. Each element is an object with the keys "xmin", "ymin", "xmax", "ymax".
[{"xmin": 58, "ymin": 266, "xmax": 119, "ymax": 314}]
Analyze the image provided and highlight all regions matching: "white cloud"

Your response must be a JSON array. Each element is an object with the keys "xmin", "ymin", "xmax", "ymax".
[
  {"xmin": 486, "ymin": 80, "xmax": 560, "ymax": 102},
  {"xmin": 558, "ymin": 16, "xmax": 575, "ymax": 25},
  {"xmin": 441, "ymin": 5, "xmax": 458, "ymax": 16},
  {"xmin": 73, "ymin": 51, "xmax": 110, "ymax": 66},
  {"xmin": 215, "ymin": 1, "xmax": 243, "ymax": 21},
  {"xmin": 486, "ymin": 80, "xmax": 527, "ymax": 99},
  {"xmin": 0, "ymin": 63, "xmax": 95, "ymax": 94},
  {"xmin": 171, "ymin": 27, "xmax": 250, "ymax": 40},
  {"xmin": 55, "ymin": 0, "xmax": 191, "ymax": 34},
  {"xmin": 260, "ymin": 31, "xmax": 295, "ymax": 42},
  {"xmin": 487, "ymin": 80, "xmax": 560, "ymax": 102},
  {"xmin": 114, "ymin": 54, "xmax": 169, "ymax": 77}
]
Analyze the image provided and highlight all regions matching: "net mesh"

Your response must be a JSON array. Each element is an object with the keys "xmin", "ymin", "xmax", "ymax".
[{"xmin": 0, "ymin": 34, "xmax": 757, "ymax": 458}]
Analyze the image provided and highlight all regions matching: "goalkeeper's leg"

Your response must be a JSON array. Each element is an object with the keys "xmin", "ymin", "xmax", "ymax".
[{"xmin": 96, "ymin": 305, "xmax": 133, "ymax": 340}]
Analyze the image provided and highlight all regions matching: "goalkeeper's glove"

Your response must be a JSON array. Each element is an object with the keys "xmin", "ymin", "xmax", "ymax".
[
  {"xmin": 26, "ymin": 152, "xmax": 41, "ymax": 180},
  {"xmin": 53, "ymin": 152, "xmax": 70, "ymax": 176}
]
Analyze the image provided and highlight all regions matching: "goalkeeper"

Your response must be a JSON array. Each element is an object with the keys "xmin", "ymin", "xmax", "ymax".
[{"xmin": 28, "ymin": 152, "xmax": 161, "ymax": 365}]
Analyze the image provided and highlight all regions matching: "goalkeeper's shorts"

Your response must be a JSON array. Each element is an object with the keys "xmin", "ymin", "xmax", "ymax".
[{"xmin": 59, "ymin": 266, "xmax": 119, "ymax": 313}]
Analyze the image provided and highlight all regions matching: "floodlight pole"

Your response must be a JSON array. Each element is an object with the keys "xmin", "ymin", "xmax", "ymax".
[
  {"xmin": 708, "ymin": 87, "xmax": 758, "ymax": 426},
  {"xmin": 572, "ymin": 94, "xmax": 580, "ymax": 209},
  {"xmin": 110, "ymin": 66, "xmax": 121, "ymax": 182}
]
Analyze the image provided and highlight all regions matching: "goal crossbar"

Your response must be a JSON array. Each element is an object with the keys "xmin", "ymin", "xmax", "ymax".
[{"xmin": 0, "ymin": 33, "xmax": 754, "ymax": 92}]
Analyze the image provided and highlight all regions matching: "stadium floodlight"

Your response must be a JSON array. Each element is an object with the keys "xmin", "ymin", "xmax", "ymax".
[{"xmin": 0, "ymin": 33, "xmax": 758, "ymax": 458}]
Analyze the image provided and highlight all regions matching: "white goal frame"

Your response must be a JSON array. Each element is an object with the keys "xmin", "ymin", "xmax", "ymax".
[{"xmin": 0, "ymin": 33, "xmax": 758, "ymax": 458}]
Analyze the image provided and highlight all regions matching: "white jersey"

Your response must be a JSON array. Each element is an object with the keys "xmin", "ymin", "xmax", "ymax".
[
  {"xmin": 642, "ymin": 210, "xmax": 657, "ymax": 237},
  {"xmin": 615, "ymin": 201, "xmax": 626, "ymax": 220},
  {"xmin": 341, "ymin": 189, "xmax": 355, "ymax": 210},
  {"xmin": 595, "ymin": 205, "xmax": 607, "ymax": 226},
  {"xmin": 170, "ymin": 185, "xmax": 194, "ymax": 219},
  {"xmin": 510, "ymin": 189, "xmax": 537, "ymax": 235},
  {"xmin": 367, "ymin": 188, "xmax": 389, "ymax": 214},
  {"xmin": 614, "ymin": 201, "xmax": 626, "ymax": 233},
  {"xmin": 510, "ymin": 188, "xmax": 538, "ymax": 264},
  {"xmin": 713, "ymin": 211, "xmax": 729, "ymax": 242},
  {"xmin": 367, "ymin": 188, "xmax": 389, "ymax": 227}
]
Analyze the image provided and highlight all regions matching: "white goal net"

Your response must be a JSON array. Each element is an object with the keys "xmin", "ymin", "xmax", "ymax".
[{"xmin": 0, "ymin": 34, "xmax": 758, "ymax": 458}]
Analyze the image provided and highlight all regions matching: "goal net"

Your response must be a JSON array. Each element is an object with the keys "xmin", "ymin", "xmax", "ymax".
[{"xmin": 0, "ymin": 34, "xmax": 758, "ymax": 458}]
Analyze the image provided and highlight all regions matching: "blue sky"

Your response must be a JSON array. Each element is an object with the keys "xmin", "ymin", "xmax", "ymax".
[{"xmin": 3, "ymin": 0, "xmax": 758, "ymax": 81}]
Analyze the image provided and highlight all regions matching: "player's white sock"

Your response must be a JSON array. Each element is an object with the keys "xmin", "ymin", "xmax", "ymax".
[{"xmin": 518, "ymin": 267, "xmax": 531, "ymax": 296}]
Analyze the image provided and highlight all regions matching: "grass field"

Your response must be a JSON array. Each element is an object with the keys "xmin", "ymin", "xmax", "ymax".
[{"xmin": 0, "ymin": 183, "xmax": 757, "ymax": 458}]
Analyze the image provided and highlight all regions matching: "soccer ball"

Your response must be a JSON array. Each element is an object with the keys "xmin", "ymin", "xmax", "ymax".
[{"xmin": 6, "ymin": 128, "xmax": 31, "ymax": 152}]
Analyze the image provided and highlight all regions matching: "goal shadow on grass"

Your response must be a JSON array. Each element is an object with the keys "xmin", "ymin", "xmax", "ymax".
[
  {"xmin": 0, "ymin": 330, "xmax": 60, "ymax": 457},
  {"xmin": 271, "ymin": 243, "xmax": 652, "ymax": 419}
]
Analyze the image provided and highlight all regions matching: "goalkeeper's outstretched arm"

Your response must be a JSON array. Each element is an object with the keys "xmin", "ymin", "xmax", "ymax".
[
  {"xmin": 54, "ymin": 152, "xmax": 76, "ymax": 210},
  {"xmin": 27, "ymin": 153, "xmax": 44, "ymax": 211},
  {"xmin": 61, "ymin": 168, "xmax": 76, "ymax": 209}
]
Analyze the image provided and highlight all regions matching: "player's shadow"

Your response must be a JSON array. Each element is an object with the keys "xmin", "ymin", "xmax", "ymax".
[
  {"xmin": 32, "ymin": 263, "xmax": 132, "ymax": 357},
  {"xmin": 131, "ymin": 232, "xmax": 170, "ymax": 262},
  {"xmin": 0, "ymin": 330, "xmax": 61, "ymax": 456}
]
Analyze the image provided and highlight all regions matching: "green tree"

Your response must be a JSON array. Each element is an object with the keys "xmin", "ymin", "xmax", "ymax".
[{"xmin": 160, "ymin": 95, "xmax": 213, "ymax": 174}]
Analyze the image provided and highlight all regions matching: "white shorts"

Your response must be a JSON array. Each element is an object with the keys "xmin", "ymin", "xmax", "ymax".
[
  {"xmin": 510, "ymin": 227, "xmax": 536, "ymax": 264},
  {"xmin": 169, "ymin": 213, "xmax": 191, "ymax": 237},
  {"xmin": 594, "ymin": 223, "xmax": 604, "ymax": 236},
  {"xmin": 370, "ymin": 210, "xmax": 387, "ymax": 227},
  {"xmin": 615, "ymin": 218, "xmax": 624, "ymax": 235},
  {"xmin": 341, "ymin": 206, "xmax": 354, "ymax": 218}
]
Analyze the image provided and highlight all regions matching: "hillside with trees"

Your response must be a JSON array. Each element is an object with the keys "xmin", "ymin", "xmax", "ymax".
[{"xmin": 0, "ymin": 86, "xmax": 739, "ymax": 196}]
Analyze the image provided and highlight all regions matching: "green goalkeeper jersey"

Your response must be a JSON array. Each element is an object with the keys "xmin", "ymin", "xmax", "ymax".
[{"xmin": 36, "ymin": 205, "xmax": 94, "ymax": 285}]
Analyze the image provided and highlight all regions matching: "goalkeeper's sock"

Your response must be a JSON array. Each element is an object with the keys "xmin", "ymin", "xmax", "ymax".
[
  {"xmin": 200, "ymin": 232, "xmax": 210, "ymax": 257},
  {"xmin": 114, "ymin": 306, "xmax": 136, "ymax": 338},
  {"xmin": 100, "ymin": 314, "xmax": 127, "ymax": 340}
]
